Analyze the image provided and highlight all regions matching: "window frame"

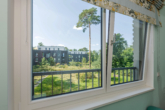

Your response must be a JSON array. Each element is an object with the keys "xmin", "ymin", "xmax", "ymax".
[
  {"xmin": 106, "ymin": 11, "xmax": 151, "ymax": 92},
  {"xmin": 19, "ymin": 0, "xmax": 107, "ymax": 107},
  {"xmin": 14, "ymin": 0, "xmax": 154, "ymax": 109}
]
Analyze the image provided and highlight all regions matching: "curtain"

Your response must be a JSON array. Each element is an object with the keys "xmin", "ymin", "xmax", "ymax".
[{"xmin": 82, "ymin": 0, "xmax": 164, "ymax": 26}]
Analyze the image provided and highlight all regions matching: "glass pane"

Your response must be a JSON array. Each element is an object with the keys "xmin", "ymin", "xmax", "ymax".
[
  {"xmin": 32, "ymin": 0, "xmax": 102, "ymax": 100},
  {"xmin": 109, "ymin": 12, "xmax": 147, "ymax": 86}
]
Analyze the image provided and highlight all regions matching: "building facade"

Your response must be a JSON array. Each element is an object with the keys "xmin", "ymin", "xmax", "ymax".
[{"xmin": 33, "ymin": 46, "xmax": 88, "ymax": 65}]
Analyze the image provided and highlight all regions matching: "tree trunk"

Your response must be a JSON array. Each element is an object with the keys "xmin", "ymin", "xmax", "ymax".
[{"xmin": 89, "ymin": 24, "xmax": 91, "ymax": 69}]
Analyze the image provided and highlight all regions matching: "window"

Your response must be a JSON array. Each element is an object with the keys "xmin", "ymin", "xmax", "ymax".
[
  {"xmin": 53, "ymin": 53, "xmax": 56, "ymax": 57},
  {"xmin": 35, "ymin": 58, "xmax": 38, "ymax": 62},
  {"xmin": 58, "ymin": 53, "xmax": 60, "ymax": 57},
  {"xmin": 54, "ymin": 58, "xmax": 56, "ymax": 62},
  {"xmin": 42, "ymin": 53, "xmax": 44, "ymax": 57},
  {"xmin": 106, "ymin": 11, "xmax": 148, "ymax": 90},
  {"xmin": 38, "ymin": 48, "xmax": 41, "ymax": 50},
  {"xmin": 15, "ymin": 0, "xmax": 154, "ymax": 109},
  {"xmin": 46, "ymin": 53, "xmax": 50, "ymax": 58},
  {"xmin": 32, "ymin": 0, "xmax": 102, "ymax": 100},
  {"xmin": 36, "ymin": 53, "xmax": 38, "ymax": 57}
]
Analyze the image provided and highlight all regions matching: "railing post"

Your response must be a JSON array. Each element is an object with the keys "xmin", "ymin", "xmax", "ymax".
[
  {"xmin": 92, "ymin": 72, "xmax": 93, "ymax": 88},
  {"xmin": 32, "ymin": 74, "xmax": 34, "ymax": 99},
  {"xmin": 41, "ymin": 75, "xmax": 42, "ymax": 97},
  {"xmin": 85, "ymin": 72, "xmax": 87, "ymax": 89},
  {"xmin": 114, "ymin": 70, "xmax": 116, "ymax": 85},
  {"xmin": 52, "ymin": 74, "xmax": 53, "ymax": 95},
  {"xmin": 118, "ymin": 70, "xmax": 120, "ymax": 84},
  {"xmin": 61, "ymin": 72, "xmax": 63, "ymax": 93},
  {"xmin": 127, "ymin": 69, "xmax": 128, "ymax": 82},
  {"xmin": 123, "ymin": 70, "xmax": 124, "ymax": 83},
  {"xmin": 70, "ymin": 73, "xmax": 72, "ymax": 92},
  {"xmin": 98, "ymin": 71, "xmax": 100, "ymax": 87},
  {"xmin": 78, "ymin": 73, "xmax": 79, "ymax": 90},
  {"xmin": 133, "ymin": 69, "xmax": 136, "ymax": 81}
]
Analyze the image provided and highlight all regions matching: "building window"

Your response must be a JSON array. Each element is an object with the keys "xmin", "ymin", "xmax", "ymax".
[
  {"xmin": 38, "ymin": 48, "xmax": 41, "ymax": 50},
  {"xmin": 42, "ymin": 53, "xmax": 44, "ymax": 57},
  {"xmin": 54, "ymin": 58, "xmax": 56, "ymax": 62},
  {"xmin": 46, "ymin": 53, "xmax": 50, "ymax": 58},
  {"xmin": 63, "ymin": 53, "xmax": 65, "ymax": 57},
  {"xmin": 53, "ymin": 53, "xmax": 56, "ymax": 57},
  {"xmin": 45, "ymin": 48, "xmax": 47, "ymax": 50},
  {"xmin": 58, "ymin": 53, "xmax": 60, "ymax": 57},
  {"xmin": 53, "ymin": 48, "xmax": 55, "ymax": 50},
  {"xmin": 49, "ymin": 48, "xmax": 50, "ymax": 50},
  {"xmin": 36, "ymin": 53, "xmax": 38, "ymax": 57},
  {"xmin": 35, "ymin": 58, "xmax": 38, "ymax": 62}
]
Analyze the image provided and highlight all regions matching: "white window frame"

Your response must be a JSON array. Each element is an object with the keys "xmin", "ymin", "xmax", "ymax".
[
  {"xmin": 14, "ymin": 0, "xmax": 154, "ymax": 110},
  {"xmin": 106, "ymin": 11, "xmax": 152, "ymax": 92}
]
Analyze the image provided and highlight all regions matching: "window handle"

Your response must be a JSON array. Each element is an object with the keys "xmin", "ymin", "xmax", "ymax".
[{"xmin": 111, "ymin": 34, "xmax": 116, "ymax": 45}]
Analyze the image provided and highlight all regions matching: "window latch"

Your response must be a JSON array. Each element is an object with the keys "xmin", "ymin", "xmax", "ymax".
[{"xmin": 111, "ymin": 33, "xmax": 116, "ymax": 45}]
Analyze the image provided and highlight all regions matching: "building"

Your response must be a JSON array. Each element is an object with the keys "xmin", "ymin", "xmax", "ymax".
[{"xmin": 33, "ymin": 46, "xmax": 88, "ymax": 65}]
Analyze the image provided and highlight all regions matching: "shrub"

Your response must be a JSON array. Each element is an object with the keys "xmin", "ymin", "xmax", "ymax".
[
  {"xmin": 56, "ymin": 63, "xmax": 60, "ymax": 66},
  {"xmin": 76, "ymin": 72, "xmax": 97, "ymax": 82}
]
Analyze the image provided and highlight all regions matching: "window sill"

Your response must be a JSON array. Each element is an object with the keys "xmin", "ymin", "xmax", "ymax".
[{"xmin": 56, "ymin": 86, "xmax": 154, "ymax": 110}]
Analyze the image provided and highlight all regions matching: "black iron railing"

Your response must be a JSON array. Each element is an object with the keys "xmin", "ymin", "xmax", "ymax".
[
  {"xmin": 32, "ymin": 67, "xmax": 137, "ymax": 100},
  {"xmin": 111, "ymin": 67, "xmax": 137, "ymax": 86}
]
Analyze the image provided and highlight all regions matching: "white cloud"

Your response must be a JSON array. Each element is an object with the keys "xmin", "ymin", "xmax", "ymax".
[
  {"xmin": 34, "ymin": 36, "xmax": 45, "ymax": 39},
  {"xmin": 96, "ymin": 44, "xmax": 99, "ymax": 46},
  {"xmin": 58, "ymin": 44, "xmax": 65, "ymax": 46},
  {"xmin": 73, "ymin": 25, "xmax": 82, "ymax": 30}
]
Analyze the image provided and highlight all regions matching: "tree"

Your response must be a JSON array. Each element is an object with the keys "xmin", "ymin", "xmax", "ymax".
[
  {"xmin": 73, "ymin": 49, "xmax": 77, "ymax": 51},
  {"xmin": 112, "ymin": 33, "xmax": 128, "ymax": 68},
  {"xmin": 65, "ymin": 47, "xmax": 69, "ymax": 51},
  {"xmin": 69, "ymin": 49, "xmax": 73, "ymax": 51},
  {"xmin": 78, "ymin": 47, "xmax": 88, "ymax": 51},
  {"xmin": 76, "ymin": 8, "xmax": 101, "ymax": 68},
  {"xmin": 38, "ymin": 42, "xmax": 44, "ymax": 46},
  {"xmin": 48, "ymin": 57, "xmax": 55, "ymax": 66},
  {"xmin": 82, "ymin": 57, "xmax": 87, "ymax": 65},
  {"xmin": 41, "ymin": 57, "xmax": 47, "ymax": 65}
]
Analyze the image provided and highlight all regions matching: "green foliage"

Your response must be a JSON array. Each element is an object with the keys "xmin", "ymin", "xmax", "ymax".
[
  {"xmin": 38, "ymin": 42, "xmax": 44, "ymax": 46},
  {"xmin": 78, "ymin": 47, "xmax": 88, "ymax": 51},
  {"xmin": 69, "ymin": 60, "xmax": 82, "ymax": 66},
  {"xmin": 76, "ymin": 7, "xmax": 101, "ymax": 32},
  {"xmin": 112, "ymin": 33, "xmax": 130, "ymax": 68},
  {"xmin": 73, "ymin": 49, "xmax": 77, "ymax": 51},
  {"xmin": 48, "ymin": 57, "xmax": 55, "ymax": 66},
  {"xmin": 56, "ymin": 63, "xmax": 60, "ymax": 66},
  {"xmin": 65, "ymin": 47, "xmax": 68, "ymax": 51},
  {"xmin": 76, "ymin": 73, "xmax": 97, "ymax": 82},
  {"xmin": 82, "ymin": 57, "xmax": 87, "ymax": 65},
  {"xmin": 41, "ymin": 57, "xmax": 47, "ymax": 65},
  {"xmin": 91, "ymin": 52, "xmax": 101, "ymax": 69}
]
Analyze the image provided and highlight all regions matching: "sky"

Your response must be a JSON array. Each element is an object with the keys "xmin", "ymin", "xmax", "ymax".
[{"xmin": 33, "ymin": 0, "xmax": 134, "ymax": 51}]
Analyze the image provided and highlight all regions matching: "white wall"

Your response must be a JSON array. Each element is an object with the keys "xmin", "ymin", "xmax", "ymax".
[{"xmin": 0, "ymin": 0, "xmax": 14, "ymax": 110}]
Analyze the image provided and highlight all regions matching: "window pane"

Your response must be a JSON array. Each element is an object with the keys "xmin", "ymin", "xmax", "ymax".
[
  {"xmin": 32, "ymin": 0, "xmax": 102, "ymax": 100},
  {"xmin": 109, "ymin": 13, "xmax": 147, "ymax": 86}
]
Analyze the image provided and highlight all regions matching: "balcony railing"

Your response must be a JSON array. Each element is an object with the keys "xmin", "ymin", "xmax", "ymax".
[{"xmin": 32, "ymin": 67, "xmax": 137, "ymax": 100}]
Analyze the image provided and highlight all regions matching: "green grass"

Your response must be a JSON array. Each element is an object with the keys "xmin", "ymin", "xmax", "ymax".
[{"xmin": 33, "ymin": 70, "xmax": 134, "ymax": 99}]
